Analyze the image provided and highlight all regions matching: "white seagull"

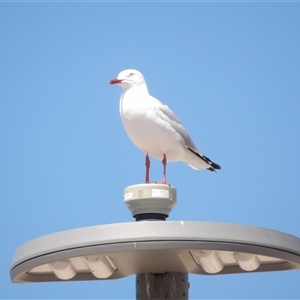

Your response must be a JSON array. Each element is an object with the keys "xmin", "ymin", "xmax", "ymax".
[{"xmin": 109, "ymin": 69, "xmax": 221, "ymax": 184}]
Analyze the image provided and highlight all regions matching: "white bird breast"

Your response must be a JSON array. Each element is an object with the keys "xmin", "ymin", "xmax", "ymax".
[{"xmin": 119, "ymin": 94, "xmax": 186, "ymax": 162}]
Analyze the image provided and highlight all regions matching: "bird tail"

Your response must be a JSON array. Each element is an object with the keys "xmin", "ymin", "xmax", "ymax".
[{"xmin": 184, "ymin": 148, "xmax": 221, "ymax": 172}]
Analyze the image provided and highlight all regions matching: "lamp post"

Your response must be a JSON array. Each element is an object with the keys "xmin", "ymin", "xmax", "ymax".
[{"xmin": 10, "ymin": 184, "xmax": 300, "ymax": 299}]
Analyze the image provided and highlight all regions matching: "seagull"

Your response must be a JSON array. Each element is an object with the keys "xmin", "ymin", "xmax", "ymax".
[{"xmin": 109, "ymin": 69, "xmax": 221, "ymax": 184}]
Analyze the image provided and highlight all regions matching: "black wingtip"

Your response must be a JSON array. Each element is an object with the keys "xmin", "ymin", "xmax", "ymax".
[
  {"xmin": 203, "ymin": 155, "xmax": 221, "ymax": 171},
  {"xmin": 210, "ymin": 161, "xmax": 221, "ymax": 170},
  {"xmin": 188, "ymin": 148, "xmax": 221, "ymax": 172}
]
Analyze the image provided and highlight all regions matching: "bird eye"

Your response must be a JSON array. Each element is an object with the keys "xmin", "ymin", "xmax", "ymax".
[{"xmin": 128, "ymin": 73, "xmax": 134, "ymax": 78}]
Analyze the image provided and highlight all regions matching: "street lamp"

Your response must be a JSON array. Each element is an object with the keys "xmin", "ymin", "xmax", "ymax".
[{"xmin": 11, "ymin": 184, "xmax": 300, "ymax": 299}]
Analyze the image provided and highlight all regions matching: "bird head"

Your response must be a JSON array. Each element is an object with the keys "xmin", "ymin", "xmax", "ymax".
[{"xmin": 109, "ymin": 69, "xmax": 147, "ymax": 90}]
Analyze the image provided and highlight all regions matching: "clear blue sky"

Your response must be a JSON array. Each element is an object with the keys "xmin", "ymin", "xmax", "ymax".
[{"xmin": 1, "ymin": 2, "xmax": 300, "ymax": 299}]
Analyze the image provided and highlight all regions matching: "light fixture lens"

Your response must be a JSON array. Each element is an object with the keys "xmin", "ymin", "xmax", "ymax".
[
  {"xmin": 84, "ymin": 255, "xmax": 117, "ymax": 279},
  {"xmin": 48, "ymin": 260, "xmax": 76, "ymax": 280},
  {"xmin": 233, "ymin": 252, "xmax": 261, "ymax": 271},
  {"xmin": 190, "ymin": 250, "xmax": 224, "ymax": 274}
]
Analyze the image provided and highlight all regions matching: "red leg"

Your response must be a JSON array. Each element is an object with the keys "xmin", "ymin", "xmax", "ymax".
[
  {"xmin": 162, "ymin": 154, "xmax": 167, "ymax": 184},
  {"xmin": 145, "ymin": 155, "xmax": 150, "ymax": 183}
]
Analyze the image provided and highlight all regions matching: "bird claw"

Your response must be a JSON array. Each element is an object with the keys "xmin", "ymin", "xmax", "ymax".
[
  {"xmin": 159, "ymin": 180, "xmax": 169, "ymax": 185},
  {"xmin": 144, "ymin": 180, "xmax": 170, "ymax": 185}
]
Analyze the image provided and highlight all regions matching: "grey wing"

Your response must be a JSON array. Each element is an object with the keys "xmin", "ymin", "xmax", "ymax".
[{"xmin": 156, "ymin": 101, "xmax": 199, "ymax": 152}]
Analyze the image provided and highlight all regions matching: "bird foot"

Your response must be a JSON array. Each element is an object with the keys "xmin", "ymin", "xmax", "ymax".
[
  {"xmin": 145, "ymin": 180, "xmax": 170, "ymax": 185},
  {"xmin": 158, "ymin": 180, "xmax": 169, "ymax": 185}
]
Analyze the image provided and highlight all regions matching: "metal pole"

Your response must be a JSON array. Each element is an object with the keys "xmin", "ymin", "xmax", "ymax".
[
  {"xmin": 136, "ymin": 272, "xmax": 189, "ymax": 300},
  {"xmin": 133, "ymin": 205, "xmax": 189, "ymax": 299},
  {"xmin": 124, "ymin": 184, "xmax": 189, "ymax": 299}
]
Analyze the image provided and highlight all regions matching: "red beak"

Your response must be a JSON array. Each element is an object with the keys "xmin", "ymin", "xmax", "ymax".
[{"xmin": 109, "ymin": 78, "xmax": 123, "ymax": 84}]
